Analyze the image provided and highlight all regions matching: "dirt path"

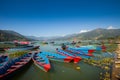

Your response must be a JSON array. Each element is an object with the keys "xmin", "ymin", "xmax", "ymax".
[{"xmin": 112, "ymin": 41, "xmax": 120, "ymax": 80}]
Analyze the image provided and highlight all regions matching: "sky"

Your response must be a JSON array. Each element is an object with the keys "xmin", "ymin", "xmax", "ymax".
[{"xmin": 0, "ymin": 0, "xmax": 120, "ymax": 37}]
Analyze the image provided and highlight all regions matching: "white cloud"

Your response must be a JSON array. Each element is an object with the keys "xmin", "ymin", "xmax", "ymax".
[
  {"xmin": 107, "ymin": 26, "xmax": 116, "ymax": 29},
  {"xmin": 79, "ymin": 30, "xmax": 90, "ymax": 33},
  {"xmin": 61, "ymin": 34, "xmax": 66, "ymax": 37}
]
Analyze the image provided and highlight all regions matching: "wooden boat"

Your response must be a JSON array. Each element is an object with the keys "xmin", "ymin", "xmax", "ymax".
[
  {"xmin": 32, "ymin": 52, "xmax": 51, "ymax": 72},
  {"xmin": 0, "ymin": 53, "xmax": 32, "ymax": 80},
  {"xmin": 65, "ymin": 48, "xmax": 92, "ymax": 59},
  {"xmin": 56, "ymin": 48, "xmax": 82, "ymax": 63},
  {"xmin": 65, "ymin": 49, "xmax": 92, "ymax": 59},
  {"xmin": 0, "ymin": 48, "xmax": 5, "ymax": 51},
  {"xmin": 38, "ymin": 52, "xmax": 73, "ymax": 63},
  {"xmin": 67, "ymin": 48, "xmax": 94, "ymax": 57},
  {"xmin": 0, "ymin": 55, "xmax": 9, "ymax": 67},
  {"xmin": 6, "ymin": 45, "xmax": 39, "ymax": 52},
  {"xmin": 67, "ymin": 48, "xmax": 94, "ymax": 56},
  {"xmin": 32, "ymin": 46, "xmax": 39, "ymax": 49},
  {"xmin": 69, "ymin": 47, "xmax": 95, "ymax": 54}
]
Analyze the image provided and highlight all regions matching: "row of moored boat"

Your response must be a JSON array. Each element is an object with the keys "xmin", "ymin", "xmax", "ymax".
[{"xmin": 0, "ymin": 47, "xmax": 97, "ymax": 79}]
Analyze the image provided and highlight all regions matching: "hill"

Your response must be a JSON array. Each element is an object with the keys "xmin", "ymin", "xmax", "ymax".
[
  {"xmin": 49, "ymin": 28, "xmax": 120, "ymax": 40},
  {"xmin": 75, "ymin": 28, "xmax": 120, "ymax": 40},
  {"xmin": 1, "ymin": 28, "xmax": 119, "ymax": 41},
  {"xmin": 0, "ymin": 30, "xmax": 30, "ymax": 41}
]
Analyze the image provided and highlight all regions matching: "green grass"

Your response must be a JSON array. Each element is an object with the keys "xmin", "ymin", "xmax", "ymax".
[
  {"xmin": 0, "ymin": 43, "xmax": 16, "ymax": 48},
  {"xmin": 105, "ymin": 43, "xmax": 117, "ymax": 52},
  {"xmin": 9, "ymin": 50, "xmax": 30, "ymax": 58}
]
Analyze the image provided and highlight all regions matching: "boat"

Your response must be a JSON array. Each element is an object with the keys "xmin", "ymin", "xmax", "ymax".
[
  {"xmin": 56, "ymin": 48, "xmax": 82, "ymax": 63},
  {"xmin": 42, "ymin": 41, "xmax": 48, "ymax": 44},
  {"xmin": 32, "ymin": 52, "xmax": 51, "ymax": 72},
  {"xmin": 38, "ymin": 51, "xmax": 73, "ymax": 63},
  {"xmin": 69, "ymin": 47, "xmax": 95, "ymax": 53},
  {"xmin": 49, "ymin": 41, "xmax": 54, "ymax": 44},
  {"xmin": 0, "ymin": 48, "xmax": 6, "ymax": 51},
  {"xmin": 6, "ymin": 45, "xmax": 39, "ymax": 52},
  {"xmin": 65, "ymin": 48, "xmax": 93, "ymax": 59},
  {"xmin": 68, "ymin": 48, "xmax": 94, "ymax": 56},
  {"xmin": 32, "ymin": 46, "xmax": 39, "ymax": 49},
  {"xmin": 0, "ymin": 53, "xmax": 32, "ymax": 80},
  {"xmin": 0, "ymin": 55, "xmax": 9, "ymax": 67},
  {"xmin": 68, "ymin": 48, "xmax": 94, "ymax": 55},
  {"xmin": 78, "ymin": 45, "xmax": 101, "ymax": 50}
]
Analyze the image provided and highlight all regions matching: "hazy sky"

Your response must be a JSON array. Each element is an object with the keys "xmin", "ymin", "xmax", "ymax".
[{"xmin": 0, "ymin": 0, "xmax": 120, "ymax": 37}]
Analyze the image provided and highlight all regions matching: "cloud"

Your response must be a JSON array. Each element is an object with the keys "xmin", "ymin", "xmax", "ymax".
[
  {"xmin": 79, "ymin": 30, "xmax": 90, "ymax": 33},
  {"xmin": 107, "ymin": 26, "xmax": 116, "ymax": 29},
  {"xmin": 61, "ymin": 34, "xmax": 66, "ymax": 37}
]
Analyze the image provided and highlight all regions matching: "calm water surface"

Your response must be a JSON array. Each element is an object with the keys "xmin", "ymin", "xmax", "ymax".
[{"xmin": 10, "ymin": 43, "xmax": 103, "ymax": 80}]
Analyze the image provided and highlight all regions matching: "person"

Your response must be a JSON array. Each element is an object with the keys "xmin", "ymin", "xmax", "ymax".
[{"xmin": 61, "ymin": 43, "xmax": 66, "ymax": 50}]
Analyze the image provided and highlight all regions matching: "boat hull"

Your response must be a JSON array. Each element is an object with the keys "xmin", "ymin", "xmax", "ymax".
[
  {"xmin": 0, "ymin": 53, "xmax": 32, "ymax": 80},
  {"xmin": 40, "ymin": 52, "xmax": 73, "ymax": 63},
  {"xmin": 0, "ymin": 55, "xmax": 9, "ymax": 68},
  {"xmin": 56, "ymin": 49, "xmax": 82, "ymax": 63},
  {"xmin": 32, "ymin": 53, "xmax": 51, "ymax": 72}
]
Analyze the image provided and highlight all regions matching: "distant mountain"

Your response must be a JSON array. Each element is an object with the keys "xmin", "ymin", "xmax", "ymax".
[
  {"xmin": 26, "ymin": 36, "xmax": 61, "ymax": 41},
  {"xmin": 0, "ymin": 30, "xmax": 30, "ymax": 41},
  {"xmin": 50, "ymin": 28, "xmax": 120, "ymax": 40},
  {"xmin": 26, "ymin": 36, "xmax": 40, "ymax": 40},
  {"xmin": 76, "ymin": 28, "xmax": 120, "ymax": 40},
  {"xmin": 26, "ymin": 28, "xmax": 120, "ymax": 41},
  {"xmin": 1, "ymin": 28, "xmax": 120, "ymax": 41}
]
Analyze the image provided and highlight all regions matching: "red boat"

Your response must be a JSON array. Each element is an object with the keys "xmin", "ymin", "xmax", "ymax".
[
  {"xmin": 32, "ymin": 52, "xmax": 51, "ymax": 72},
  {"xmin": 56, "ymin": 48, "xmax": 82, "ymax": 63}
]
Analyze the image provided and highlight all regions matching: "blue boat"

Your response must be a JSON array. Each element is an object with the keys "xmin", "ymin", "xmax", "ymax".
[
  {"xmin": 0, "ymin": 53, "xmax": 32, "ymax": 80},
  {"xmin": 75, "ymin": 45, "xmax": 102, "ymax": 51},
  {"xmin": 39, "ymin": 52, "xmax": 73, "ymax": 63},
  {"xmin": 66, "ymin": 48, "xmax": 93, "ymax": 59},
  {"xmin": 0, "ymin": 54, "xmax": 9, "ymax": 67},
  {"xmin": 32, "ymin": 52, "xmax": 51, "ymax": 72},
  {"xmin": 56, "ymin": 49, "xmax": 82, "ymax": 63},
  {"xmin": 68, "ymin": 48, "xmax": 95, "ymax": 55}
]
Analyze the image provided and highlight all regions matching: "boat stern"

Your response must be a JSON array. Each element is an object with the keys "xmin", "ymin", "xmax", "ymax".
[
  {"xmin": 43, "ymin": 64, "xmax": 51, "ymax": 72},
  {"xmin": 64, "ymin": 56, "xmax": 73, "ymax": 63},
  {"xmin": 73, "ymin": 56, "xmax": 82, "ymax": 63}
]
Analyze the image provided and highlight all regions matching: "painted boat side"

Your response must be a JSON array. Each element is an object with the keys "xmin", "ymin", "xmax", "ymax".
[
  {"xmin": 0, "ymin": 53, "xmax": 32, "ymax": 80},
  {"xmin": 56, "ymin": 49, "xmax": 81, "ymax": 63},
  {"xmin": 32, "ymin": 53, "xmax": 51, "ymax": 72}
]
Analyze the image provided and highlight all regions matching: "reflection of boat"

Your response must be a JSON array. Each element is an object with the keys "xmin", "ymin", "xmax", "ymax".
[
  {"xmin": 0, "ymin": 55, "xmax": 9, "ymax": 67},
  {"xmin": 39, "ymin": 52, "xmax": 73, "ymax": 63},
  {"xmin": 56, "ymin": 49, "xmax": 82, "ymax": 63},
  {"xmin": 0, "ymin": 53, "xmax": 32, "ymax": 80},
  {"xmin": 32, "ymin": 52, "xmax": 51, "ymax": 72},
  {"xmin": 51, "ymin": 60, "xmax": 81, "ymax": 71}
]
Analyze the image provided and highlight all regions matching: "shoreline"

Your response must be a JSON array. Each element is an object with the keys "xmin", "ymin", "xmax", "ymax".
[{"xmin": 112, "ymin": 41, "xmax": 120, "ymax": 80}]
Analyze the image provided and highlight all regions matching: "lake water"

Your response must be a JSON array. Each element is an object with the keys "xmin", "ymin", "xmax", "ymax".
[{"xmin": 8, "ymin": 43, "xmax": 103, "ymax": 80}]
